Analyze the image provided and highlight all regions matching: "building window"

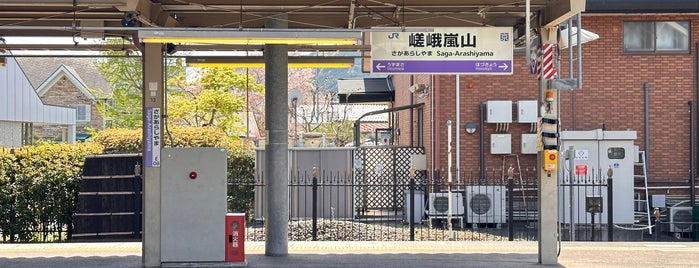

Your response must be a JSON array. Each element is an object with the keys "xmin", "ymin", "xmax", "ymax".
[
  {"xmin": 76, "ymin": 104, "xmax": 91, "ymax": 122},
  {"xmin": 623, "ymin": 21, "xmax": 689, "ymax": 53}
]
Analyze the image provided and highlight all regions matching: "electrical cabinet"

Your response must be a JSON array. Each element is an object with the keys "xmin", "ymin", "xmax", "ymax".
[
  {"xmin": 558, "ymin": 129, "xmax": 637, "ymax": 225},
  {"xmin": 521, "ymin": 133, "xmax": 538, "ymax": 154},
  {"xmin": 485, "ymin": 100, "xmax": 512, "ymax": 123},
  {"xmin": 490, "ymin": 134, "xmax": 511, "ymax": 154},
  {"xmin": 161, "ymin": 147, "xmax": 227, "ymax": 263},
  {"xmin": 517, "ymin": 100, "xmax": 538, "ymax": 123}
]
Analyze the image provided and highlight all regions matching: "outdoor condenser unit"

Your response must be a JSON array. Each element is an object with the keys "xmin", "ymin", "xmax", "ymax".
[
  {"xmin": 428, "ymin": 192, "xmax": 464, "ymax": 216},
  {"xmin": 466, "ymin": 186, "xmax": 506, "ymax": 224},
  {"xmin": 669, "ymin": 207, "xmax": 693, "ymax": 233}
]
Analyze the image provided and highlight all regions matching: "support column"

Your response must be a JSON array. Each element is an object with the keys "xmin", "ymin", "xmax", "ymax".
[
  {"xmin": 66, "ymin": 124, "xmax": 76, "ymax": 144},
  {"xmin": 538, "ymin": 27, "xmax": 559, "ymax": 265},
  {"xmin": 265, "ymin": 14, "xmax": 289, "ymax": 257},
  {"xmin": 142, "ymin": 43, "xmax": 164, "ymax": 267}
]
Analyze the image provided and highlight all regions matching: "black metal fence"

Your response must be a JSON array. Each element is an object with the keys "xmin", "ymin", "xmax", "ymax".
[
  {"xmin": 233, "ymin": 169, "xmax": 699, "ymax": 242},
  {"xmin": 237, "ymin": 170, "xmax": 540, "ymax": 242}
]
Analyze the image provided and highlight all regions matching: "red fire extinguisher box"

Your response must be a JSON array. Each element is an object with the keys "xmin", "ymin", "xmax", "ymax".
[{"xmin": 225, "ymin": 213, "xmax": 246, "ymax": 263}]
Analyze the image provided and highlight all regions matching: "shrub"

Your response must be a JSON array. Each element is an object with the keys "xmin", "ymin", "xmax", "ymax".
[
  {"xmin": 0, "ymin": 142, "xmax": 102, "ymax": 242},
  {"xmin": 92, "ymin": 127, "xmax": 256, "ymax": 216}
]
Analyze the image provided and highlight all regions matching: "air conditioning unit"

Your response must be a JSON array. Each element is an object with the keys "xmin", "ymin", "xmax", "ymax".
[
  {"xmin": 428, "ymin": 192, "xmax": 464, "ymax": 217},
  {"xmin": 669, "ymin": 206, "xmax": 693, "ymax": 233},
  {"xmin": 466, "ymin": 186, "xmax": 506, "ymax": 224}
]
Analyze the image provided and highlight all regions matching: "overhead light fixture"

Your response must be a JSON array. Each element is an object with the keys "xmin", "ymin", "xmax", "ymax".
[
  {"xmin": 559, "ymin": 27, "xmax": 599, "ymax": 49},
  {"xmin": 186, "ymin": 56, "xmax": 355, "ymax": 69},
  {"xmin": 139, "ymin": 30, "xmax": 360, "ymax": 45}
]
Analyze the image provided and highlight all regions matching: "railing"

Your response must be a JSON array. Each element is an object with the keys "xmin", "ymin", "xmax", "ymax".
[
  {"xmin": 234, "ymin": 170, "xmax": 540, "ymax": 242},
  {"xmin": 230, "ymin": 170, "xmax": 699, "ymax": 242}
]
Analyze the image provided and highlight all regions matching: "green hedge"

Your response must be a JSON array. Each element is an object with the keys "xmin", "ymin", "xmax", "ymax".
[
  {"xmin": 0, "ymin": 127, "xmax": 256, "ymax": 242},
  {"xmin": 92, "ymin": 127, "xmax": 257, "ymax": 217},
  {"xmin": 0, "ymin": 142, "xmax": 102, "ymax": 242}
]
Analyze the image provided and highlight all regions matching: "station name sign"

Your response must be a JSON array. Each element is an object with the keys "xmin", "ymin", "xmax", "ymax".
[{"xmin": 370, "ymin": 27, "xmax": 513, "ymax": 74}]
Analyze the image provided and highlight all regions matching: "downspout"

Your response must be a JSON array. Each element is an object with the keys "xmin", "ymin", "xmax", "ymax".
[
  {"xmin": 434, "ymin": 76, "xmax": 441, "ymax": 182},
  {"xmin": 456, "ymin": 75, "xmax": 461, "ymax": 185},
  {"xmin": 690, "ymin": 100, "xmax": 696, "ymax": 206},
  {"xmin": 410, "ymin": 75, "xmax": 414, "ymax": 146},
  {"xmin": 480, "ymin": 102, "xmax": 486, "ymax": 180},
  {"xmin": 644, "ymin": 82, "xmax": 650, "ymax": 177},
  {"xmin": 431, "ymin": 75, "xmax": 436, "ymax": 184},
  {"xmin": 694, "ymin": 41, "xmax": 699, "ymax": 205}
]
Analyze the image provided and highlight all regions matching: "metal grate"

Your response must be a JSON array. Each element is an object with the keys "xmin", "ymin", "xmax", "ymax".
[
  {"xmin": 354, "ymin": 147, "xmax": 425, "ymax": 214},
  {"xmin": 470, "ymin": 194, "xmax": 492, "ymax": 215}
]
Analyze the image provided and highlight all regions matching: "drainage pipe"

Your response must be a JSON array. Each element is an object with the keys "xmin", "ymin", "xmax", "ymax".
[
  {"xmin": 479, "ymin": 102, "xmax": 486, "ymax": 180},
  {"xmin": 690, "ymin": 101, "xmax": 696, "ymax": 206},
  {"xmin": 644, "ymin": 82, "xmax": 650, "ymax": 177}
]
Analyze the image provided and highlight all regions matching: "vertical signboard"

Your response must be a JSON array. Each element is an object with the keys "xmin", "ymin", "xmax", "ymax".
[
  {"xmin": 371, "ymin": 27, "xmax": 513, "ymax": 74},
  {"xmin": 145, "ymin": 107, "xmax": 161, "ymax": 167}
]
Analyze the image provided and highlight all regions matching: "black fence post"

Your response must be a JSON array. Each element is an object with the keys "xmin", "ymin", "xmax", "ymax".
[
  {"xmin": 508, "ymin": 176, "xmax": 514, "ymax": 241},
  {"xmin": 410, "ymin": 177, "xmax": 416, "ymax": 241},
  {"xmin": 607, "ymin": 177, "xmax": 613, "ymax": 241},
  {"xmin": 312, "ymin": 167, "xmax": 318, "ymax": 241},
  {"xmin": 654, "ymin": 207, "xmax": 660, "ymax": 241},
  {"xmin": 134, "ymin": 172, "xmax": 143, "ymax": 240}
]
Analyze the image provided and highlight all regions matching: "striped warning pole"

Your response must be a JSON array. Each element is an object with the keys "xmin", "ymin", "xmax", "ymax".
[{"xmin": 536, "ymin": 43, "xmax": 558, "ymax": 80}]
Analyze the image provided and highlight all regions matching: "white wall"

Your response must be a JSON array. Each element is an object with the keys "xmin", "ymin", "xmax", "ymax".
[{"xmin": 0, "ymin": 52, "xmax": 76, "ymax": 125}]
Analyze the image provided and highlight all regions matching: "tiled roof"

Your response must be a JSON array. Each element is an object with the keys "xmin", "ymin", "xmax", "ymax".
[{"xmin": 15, "ymin": 57, "xmax": 112, "ymax": 95}]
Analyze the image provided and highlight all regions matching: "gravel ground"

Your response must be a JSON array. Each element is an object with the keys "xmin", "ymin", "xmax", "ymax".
[{"xmin": 246, "ymin": 219, "xmax": 512, "ymax": 241}]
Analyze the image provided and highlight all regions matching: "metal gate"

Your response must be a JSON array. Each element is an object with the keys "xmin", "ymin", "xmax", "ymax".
[{"xmin": 354, "ymin": 146, "xmax": 425, "ymax": 215}]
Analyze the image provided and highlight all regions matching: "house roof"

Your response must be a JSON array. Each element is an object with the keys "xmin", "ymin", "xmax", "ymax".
[
  {"xmin": 337, "ymin": 78, "xmax": 395, "ymax": 104},
  {"xmin": 0, "ymin": 52, "xmax": 76, "ymax": 125},
  {"xmin": 335, "ymin": 104, "xmax": 389, "ymax": 122},
  {"xmin": 15, "ymin": 57, "xmax": 112, "ymax": 96},
  {"xmin": 36, "ymin": 65, "xmax": 96, "ymax": 101}
]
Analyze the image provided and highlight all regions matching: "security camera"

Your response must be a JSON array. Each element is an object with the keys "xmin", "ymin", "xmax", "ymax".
[{"xmin": 408, "ymin": 83, "xmax": 428, "ymax": 94}]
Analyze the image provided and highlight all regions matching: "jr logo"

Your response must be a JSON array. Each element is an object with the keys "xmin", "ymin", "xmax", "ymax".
[{"xmin": 388, "ymin": 33, "xmax": 399, "ymax": 39}]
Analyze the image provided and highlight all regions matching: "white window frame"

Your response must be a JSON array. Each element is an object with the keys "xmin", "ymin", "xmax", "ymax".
[{"xmin": 76, "ymin": 104, "xmax": 91, "ymax": 123}]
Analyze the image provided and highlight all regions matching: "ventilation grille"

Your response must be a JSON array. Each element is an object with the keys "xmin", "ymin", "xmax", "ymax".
[{"xmin": 469, "ymin": 194, "xmax": 492, "ymax": 215}]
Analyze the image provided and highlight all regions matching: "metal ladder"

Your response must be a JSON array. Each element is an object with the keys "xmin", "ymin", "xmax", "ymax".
[
  {"xmin": 501, "ymin": 154, "xmax": 530, "ymax": 225},
  {"xmin": 633, "ymin": 151, "xmax": 652, "ymax": 234}
]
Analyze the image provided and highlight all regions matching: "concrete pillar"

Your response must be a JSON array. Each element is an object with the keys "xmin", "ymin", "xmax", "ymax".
[
  {"xmin": 538, "ymin": 26, "xmax": 559, "ymax": 265},
  {"xmin": 264, "ymin": 14, "xmax": 290, "ymax": 256},
  {"xmin": 66, "ymin": 124, "xmax": 76, "ymax": 144},
  {"xmin": 142, "ymin": 43, "xmax": 164, "ymax": 267}
]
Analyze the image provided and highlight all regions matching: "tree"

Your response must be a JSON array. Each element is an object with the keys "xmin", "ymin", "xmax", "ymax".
[
  {"xmin": 93, "ymin": 49, "xmax": 143, "ymax": 128},
  {"xmin": 93, "ymin": 41, "xmax": 259, "ymax": 135},
  {"xmin": 94, "ymin": 40, "xmax": 186, "ymax": 129},
  {"xmin": 168, "ymin": 67, "xmax": 264, "ymax": 135},
  {"xmin": 288, "ymin": 68, "xmax": 355, "ymax": 145},
  {"xmin": 315, "ymin": 119, "xmax": 354, "ymax": 146}
]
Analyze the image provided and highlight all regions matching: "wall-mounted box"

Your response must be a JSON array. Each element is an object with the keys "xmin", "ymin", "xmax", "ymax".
[
  {"xmin": 521, "ymin": 133, "xmax": 538, "ymax": 154},
  {"xmin": 490, "ymin": 134, "xmax": 512, "ymax": 154},
  {"xmin": 517, "ymin": 100, "xmax": 538, "ymax": 123},
  {"xmin": 486, "ymin": 100, "xmax": 512, "ymax": 123}
]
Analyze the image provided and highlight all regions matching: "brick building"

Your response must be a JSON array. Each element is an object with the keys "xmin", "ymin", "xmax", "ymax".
[
  {"xmin": 392, "ymin": 4, "xmax": 699, "ymax": 200},
  {"xmin": 16, "ymin": 58, "xmax": 112, "ymax": 141}
]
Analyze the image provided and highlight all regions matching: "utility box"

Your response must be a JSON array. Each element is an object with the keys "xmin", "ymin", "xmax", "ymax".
[
  {"xmin": 404, "ymin": 191, "xmax": 425, "ymax": 224},
  {"xmin": 559, "ymin": 129, "xmax": 637, "ymax": 224},
  {"xmin": 517, "ymin": 100, "xmax": 538, "ymax": 123},
  {"xmin": 521, "ymin": 133, "xmax": 538, "ymax": 154},
  {"xmin": 161, "ymin": 147, "xmax": 227, "ymax": 263},
  {"xmin": 225, "ymin": 213, "xmax": 246, "ymax": 263},
  {"xmin": 490, "ymin": 134, "xmax": 512, "ymax": 154},
  {"xmin": 485, "ymin": 101, "xmax": 512, "ymax": 123}
]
